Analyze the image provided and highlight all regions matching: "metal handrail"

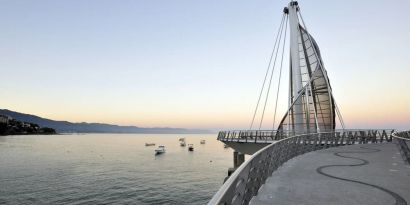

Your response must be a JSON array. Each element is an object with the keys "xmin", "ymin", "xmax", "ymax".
[
  {"xmin": 392, "ymin": 131, "xmax": 410, "ymax": 164},
  {"xmin": 391, "ymin": 130, "xmax": 410, "ymax": 141},
  {"xmin": 217, "ymin": 129, "xmax": 394, "ymax": 143},
  {"xmin": 209, "ymin": 129, "xmax": 394, "ymax": 205}
]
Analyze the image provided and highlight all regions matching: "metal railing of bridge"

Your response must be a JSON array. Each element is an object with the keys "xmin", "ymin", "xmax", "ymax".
[
  {"xmin": 392, "ymin": 130, "xmax": 410, "ymax": 165},
  {"xmin": 217, "ymin": 129, "xmax": 394, "ymax": 143},
  {"xmin": 209, "ymin": 129, "xmax": 394, "ymax": 205}
]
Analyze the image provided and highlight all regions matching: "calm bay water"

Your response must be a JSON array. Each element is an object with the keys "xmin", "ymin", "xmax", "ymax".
[{"xmin": 0, "ymin": 134, "xmax": 234, "ymax": 205}]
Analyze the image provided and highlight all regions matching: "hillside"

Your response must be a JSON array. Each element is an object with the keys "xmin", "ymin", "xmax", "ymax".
[
  {"xmin": 0, "ymin": 117, "xmax": 56, "ymax": 136},
  {"xmin": 0, "ymin": 109, "xmax": 211, "ymax": 134}
]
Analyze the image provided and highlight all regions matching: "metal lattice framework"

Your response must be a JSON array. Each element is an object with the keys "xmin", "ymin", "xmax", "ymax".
[
  {"xmin": 247, "ymin": 1, "xmax": 343, "ymax": 134},
  {"xmin": 277, "ymin": 1, "xmax": 341, "ymax": 135}
]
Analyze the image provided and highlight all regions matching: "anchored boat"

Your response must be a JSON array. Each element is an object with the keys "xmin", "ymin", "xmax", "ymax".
[
  {"xmin": 200, "ymin": 140, "xmax": 206, "ymax": 144},
  {"xmin": 154, "ymin": 145, "xmax": 166, "ymax": 155},
  {"xmin": 180, "ymin": 138, "xmax": 186, "ymax": 147},
  {"xmin": 188, "ymin": 144, "xmax": 194, "ymax": 151},
  {"xmin": 145, "ymin": 143, "xmax": 155, "ymax": 146}
]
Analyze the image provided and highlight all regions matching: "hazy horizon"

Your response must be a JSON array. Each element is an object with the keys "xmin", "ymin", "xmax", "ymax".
[{"xmin": 1, "ymin": 0, "xmax": 409, "ymax": 130}]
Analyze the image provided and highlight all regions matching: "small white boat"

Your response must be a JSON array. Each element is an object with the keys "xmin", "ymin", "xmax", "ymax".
[
  {"xmin": 224, "ymin": 144, "xmax": 229, "ymax": 148},
  {"xmin": 145, "ymin": 143, "xmax": 155, "ymax": 146},
  {"xmin": 188, "ymin": 144, "xmax": 194, "ymax": 151},
  {"xmin": 155, "ymin": 146, "xmax": 166, "ymax": 155},
  {"xmin": 200, "ymin": 140, "xmax": 206, "ymax": 144},
  {"xmin": 180, "ymin": 140, "xmax": 186, "ymax": 147},
  {"xmin": 179, "ymin": 137, "xmax": 185, "ymax": 142}
]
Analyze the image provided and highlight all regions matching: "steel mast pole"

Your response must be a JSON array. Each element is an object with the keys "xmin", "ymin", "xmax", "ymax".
[{"xmin": 288, "ymin": 1, "xmax": 304, "ymax": 134}]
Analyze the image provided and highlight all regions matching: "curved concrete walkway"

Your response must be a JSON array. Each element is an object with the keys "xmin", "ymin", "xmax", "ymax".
[{"xmin": 250, "ymin": 143, "xmax": 410, "ymax": 205}]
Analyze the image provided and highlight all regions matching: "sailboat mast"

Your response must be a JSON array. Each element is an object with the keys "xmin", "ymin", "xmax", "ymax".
[{"xmin": 288, "ymin": 1, "xmax": 304, "ymax": 134}]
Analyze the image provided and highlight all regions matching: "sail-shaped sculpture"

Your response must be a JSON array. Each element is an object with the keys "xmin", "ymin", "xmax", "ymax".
[{"xmin": 277, "ymin": 1, "xmax": 336, "ymax": 135}]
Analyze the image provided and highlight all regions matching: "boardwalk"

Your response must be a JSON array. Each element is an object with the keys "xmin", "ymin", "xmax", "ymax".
[{"xmin": 250, "ymin": 143, "xmax": 410, "ymax": 205}]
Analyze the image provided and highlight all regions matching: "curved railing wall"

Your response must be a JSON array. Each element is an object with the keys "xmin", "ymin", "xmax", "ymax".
[
  {"xmin": 209, "ymin": 129, "xmax": 394, "ymax": 205},
  {"xmin": 217, "ymin": 129, "xmax": 393, "ymax": 143},
  {"xmin": 392, "ymin": 130, "xmax": 410, "ymax": 164}
]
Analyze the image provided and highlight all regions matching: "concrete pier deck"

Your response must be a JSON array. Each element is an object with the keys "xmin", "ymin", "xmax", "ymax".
[{"xmin": 250, "ymin": 143, "xmax": 410, "ymax": 205}]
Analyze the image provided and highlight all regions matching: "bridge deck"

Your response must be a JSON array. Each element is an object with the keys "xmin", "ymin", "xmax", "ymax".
[{"xmin": 250, "ymin": 143, "xmax": 410, "ymax": 205}]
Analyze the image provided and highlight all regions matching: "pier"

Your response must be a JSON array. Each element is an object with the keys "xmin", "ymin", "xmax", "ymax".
[{"xmin": 209, "ymin": 130, "xmax": 410, "ymax": 205}]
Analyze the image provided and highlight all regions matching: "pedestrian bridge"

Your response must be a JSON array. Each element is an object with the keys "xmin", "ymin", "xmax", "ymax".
[{"xmin": 208, "ymin": 130, "xmax": 410, "ymax": 205}]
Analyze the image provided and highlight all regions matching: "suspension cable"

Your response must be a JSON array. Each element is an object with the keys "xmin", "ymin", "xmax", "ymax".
[
  {"xmin": 249, "ymin": 14, "xmax": 286, "ymax": 130},
  {"xmin": 258, "ymin": 14, "xmax": 287, "ymax": 130},
  {"xmin": 272, "ymin": 15, "xmax": 288, "ymax": 130},
  {"xmin": 334, "ymin": 102, "xmax": 346, "ymax": 129}
]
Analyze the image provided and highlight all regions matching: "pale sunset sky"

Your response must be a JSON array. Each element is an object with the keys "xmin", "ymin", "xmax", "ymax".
[{"xmin": 1, "ymin": 0, "xmax": 409, "ymax": 130}]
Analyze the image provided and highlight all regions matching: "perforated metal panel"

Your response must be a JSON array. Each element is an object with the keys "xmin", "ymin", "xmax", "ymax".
[{"xmin": 277, "ymin": 24, "xmax": 335, "ymax": 135}]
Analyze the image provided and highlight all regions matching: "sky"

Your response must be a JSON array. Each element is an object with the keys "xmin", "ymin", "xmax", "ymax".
[{"xmin": 1, "ymin": 0, "xmax": 409, "ymax": 130}]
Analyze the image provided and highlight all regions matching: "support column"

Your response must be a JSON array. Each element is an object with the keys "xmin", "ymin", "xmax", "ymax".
[
  {"xmin": 288, "ymin": 1, "xmax": 304, "ymax": 134},
  {"xmin": 237, "ymin": 152, "xmax": 245, "ymax": 168},
  {"xmin": 233, "ymin": 151, "xmax": 245, "ymax": 168},
  {"xmin": 225, "ymin": 151, "xmax": 246, "ymax": 182},
  {"xmin": 233, "ymin": 151, "xmax": 239, "ymax": 168}
]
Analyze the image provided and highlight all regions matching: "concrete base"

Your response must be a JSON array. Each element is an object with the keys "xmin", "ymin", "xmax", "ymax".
[{"xmin": 250, "ymin": 143, "xmax": 410, "ymax": 205}]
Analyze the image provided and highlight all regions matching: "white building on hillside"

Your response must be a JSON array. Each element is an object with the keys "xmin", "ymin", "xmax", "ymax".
[{"xmin": 0, "ymin": 115, "xmax": 11, "ymax": 124}]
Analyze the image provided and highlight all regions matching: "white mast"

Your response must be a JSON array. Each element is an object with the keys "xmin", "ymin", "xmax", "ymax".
[{"xmin": 288, "ymin": 1, "xmax": 304, "ymax": 134}]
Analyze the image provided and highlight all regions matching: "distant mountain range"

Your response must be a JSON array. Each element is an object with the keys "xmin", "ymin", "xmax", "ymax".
[{"xmin": 0, "ymin": 109, "xmax": 212, "ymax": 134}]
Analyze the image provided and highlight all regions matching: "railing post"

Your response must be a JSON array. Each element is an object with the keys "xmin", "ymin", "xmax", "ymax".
[
  {"xmin": 381, "ymin": 130, "xmax": 387, "ymax": 142},
  {"xmin": 390, "ymin": 130, "xmax": 394, "ymax": 141}
]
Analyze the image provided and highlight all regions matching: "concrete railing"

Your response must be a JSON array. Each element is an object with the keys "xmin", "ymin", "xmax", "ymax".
[
  {"xmin": 392, "ymin": 130, "xmax": 410, "ymax": 164},
  {"xmin": 217, "ymin": 129, "xmax": 394, "ymax": 144},
  {"xmin": 209, "ymin": 129, "xmax": 394, "ymax": 205}
]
